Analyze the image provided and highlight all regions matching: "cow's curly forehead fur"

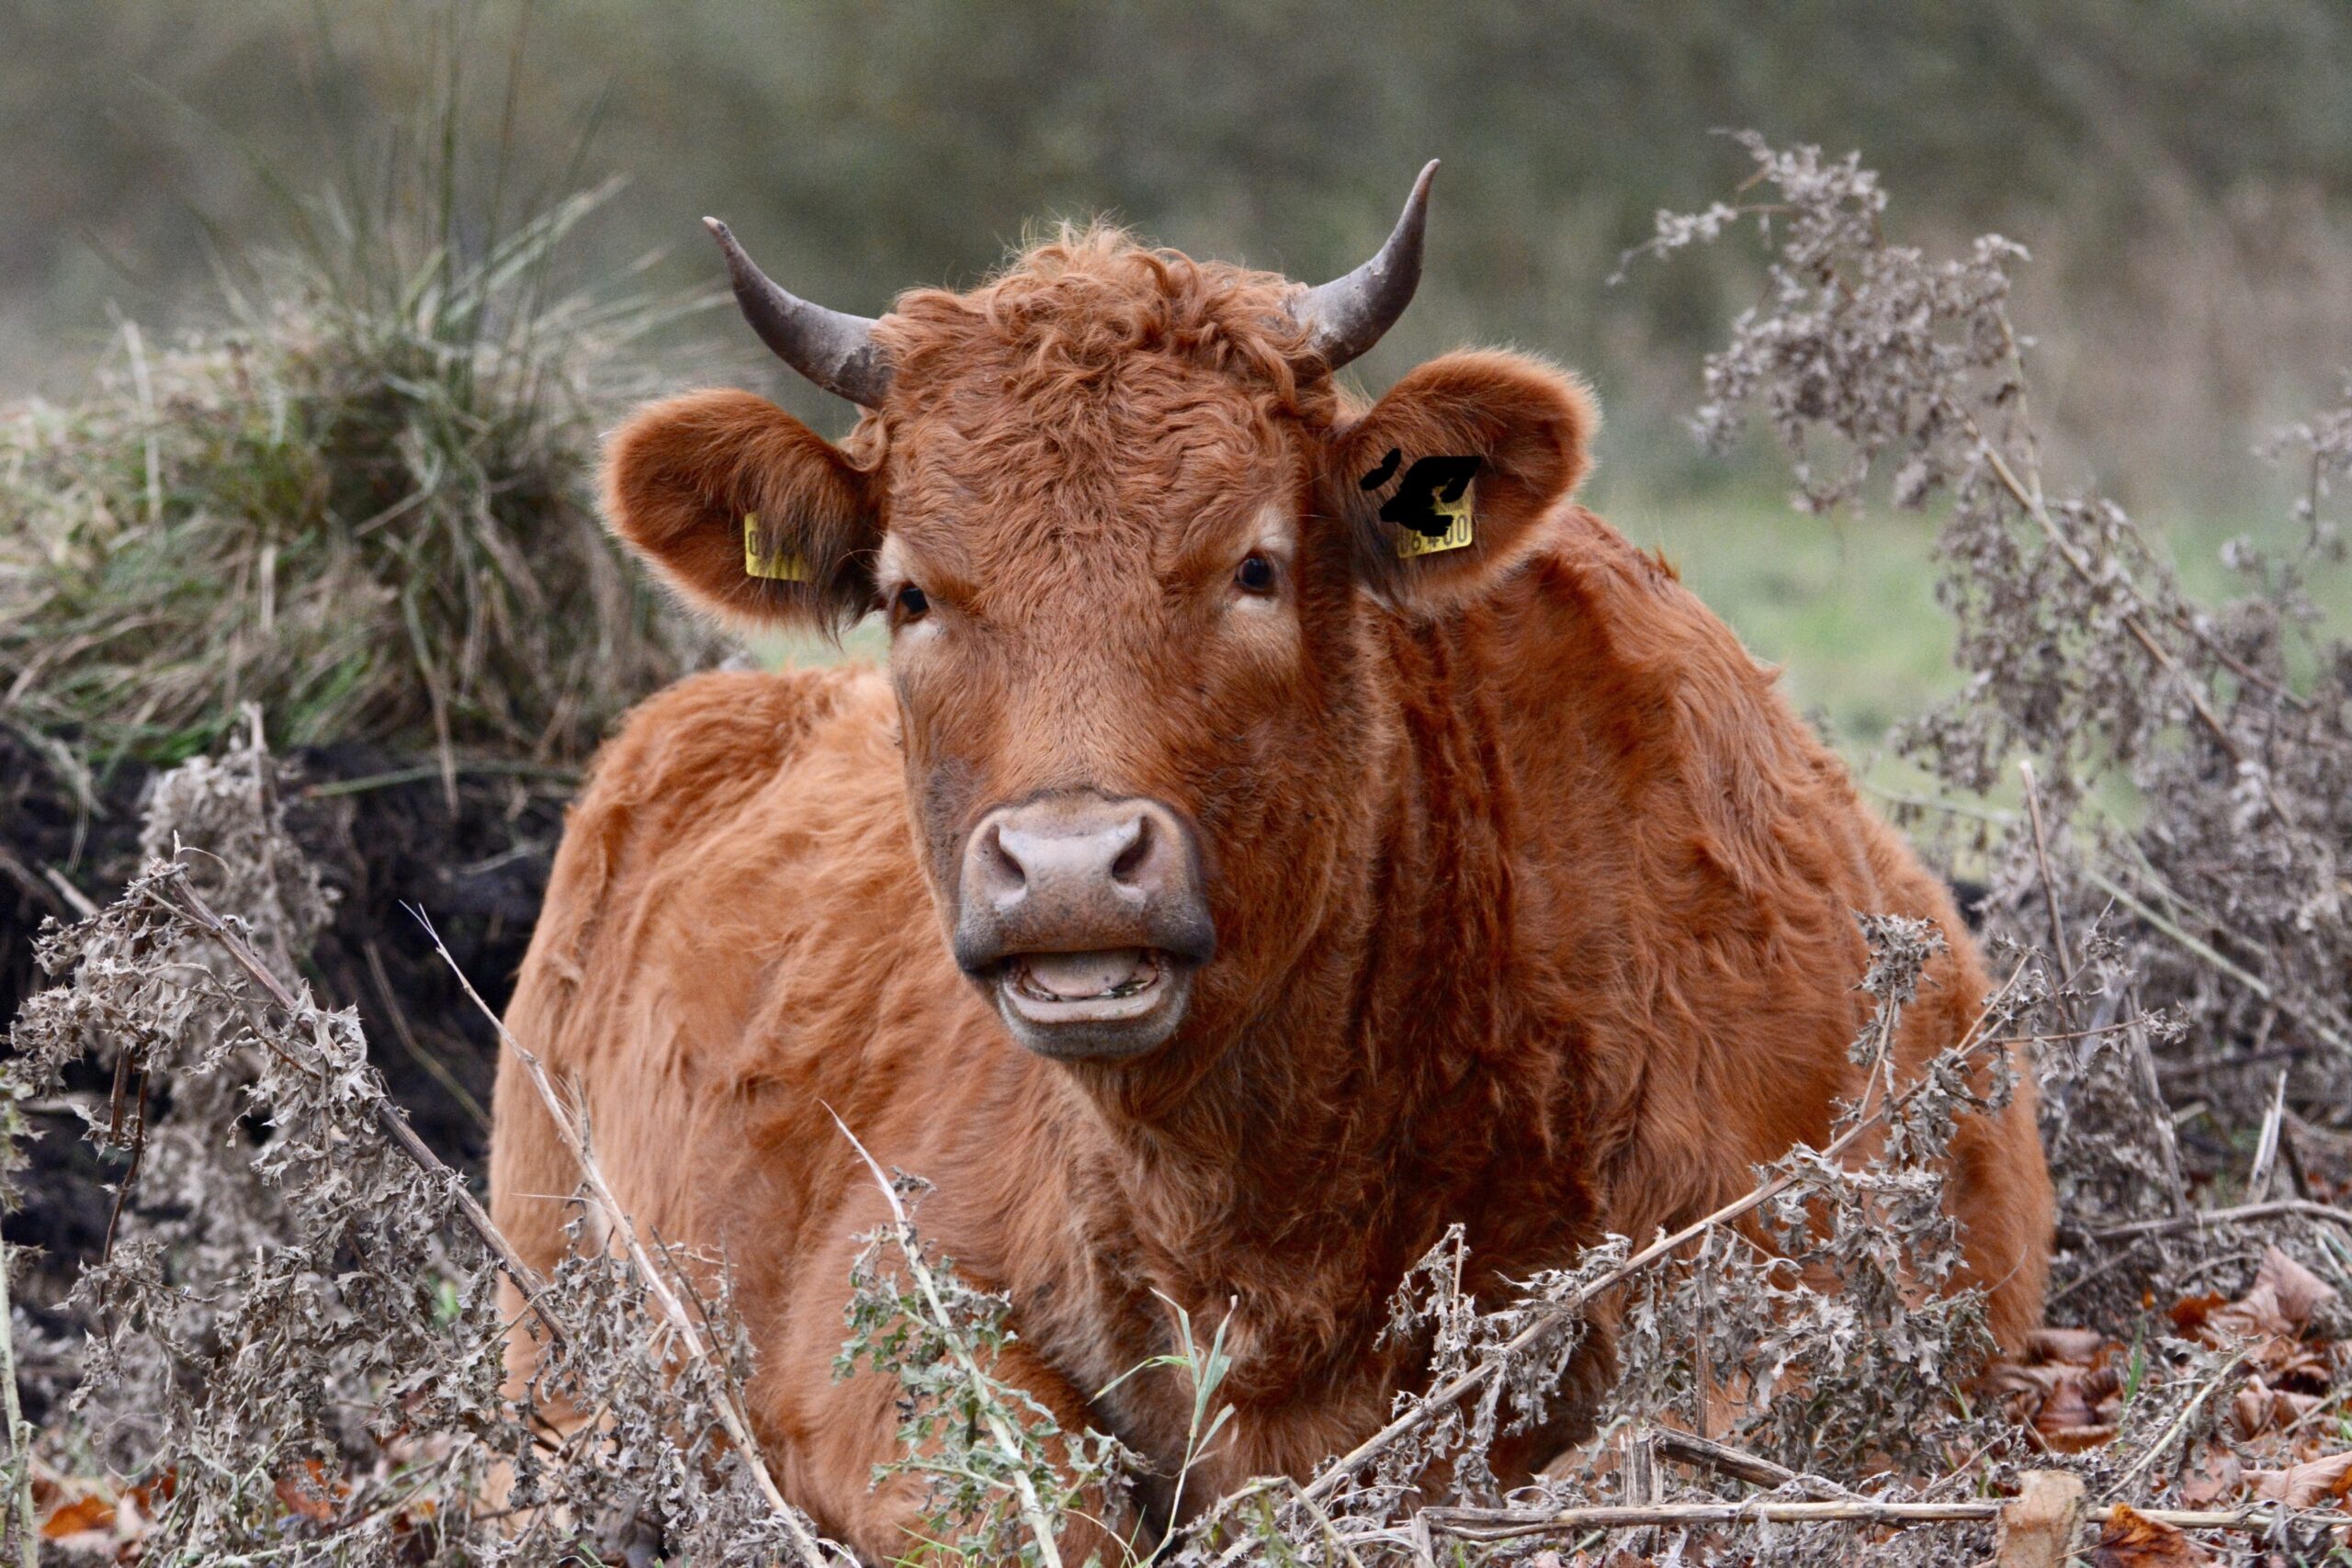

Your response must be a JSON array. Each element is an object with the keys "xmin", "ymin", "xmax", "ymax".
[
  {"xmin": 880, "ymin": 223, "xmax": 1335, "ymax": 417},
  {"xmin": 868, "ymin": 228, "xmax": 1344, "ymax": 585}
]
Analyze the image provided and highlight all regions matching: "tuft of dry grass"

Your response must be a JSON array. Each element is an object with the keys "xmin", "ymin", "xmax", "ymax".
[
  {"xmin": 0, "ymin": 6, "xmax": 720, "ymax": 781},
  {"xmin": 0, "ymin": 181, "xmax": 711, "ymax": 773}
]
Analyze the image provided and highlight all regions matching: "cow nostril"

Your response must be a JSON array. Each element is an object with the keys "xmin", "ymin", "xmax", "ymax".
[
  {"xmin": 1110, "ymin": 814, "xmax": 1153, "ymax": 886},
  {"xmin": 982, "ymin": 823, "xmax": 1026, "ymax": 893}
]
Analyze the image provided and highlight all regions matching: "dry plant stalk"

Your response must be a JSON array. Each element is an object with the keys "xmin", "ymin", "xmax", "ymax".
[
  {"xmin": 1422, "ymin": 1495, "xmax": 2351, "ymax": 1541},
  {"xmin": 828, "ymin": 1110, "xmax": 1074, "ymax": 1568},
  {"xmin": 149, "ymin": 867, "xmax": 553, "ymax": 1314},
  {"xmin": 1, "ymin": 1234, "xmax": 31, "ymax": 1568}
]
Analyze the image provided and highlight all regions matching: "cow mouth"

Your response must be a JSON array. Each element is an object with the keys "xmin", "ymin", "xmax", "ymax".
[{"xmin": 991, "ymin": 947, "xmax": 1192, "ymax": 1058}]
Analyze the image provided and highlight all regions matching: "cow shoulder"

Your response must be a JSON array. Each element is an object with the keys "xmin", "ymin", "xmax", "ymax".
[
  {"xmin": 1507, "ymin": 505, "xmax": 1867, "ymax": 896},
  {"xmin": 492, "ymin": 663, "xmax": 902, "ymax": 1318},
  {"xmin": 515, "ymin": 665, "xmax": 887, "ymax": 1017},
  {"xmin": 1498, "ymin": 507, "xmax": 1992, "ymax": 1172}
]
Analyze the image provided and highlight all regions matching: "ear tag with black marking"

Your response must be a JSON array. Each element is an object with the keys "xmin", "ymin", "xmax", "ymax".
[
  {"xmin": 742, "ymin": 513, "xmax": 811, "ymax": 581},
  {"xmin": 1364, "ymin": 453, "xmax": 1480, "ymax": 558},
  {"xmin": 1396, "ymin": 480, "xmax": 1474, "ymax": 558}
]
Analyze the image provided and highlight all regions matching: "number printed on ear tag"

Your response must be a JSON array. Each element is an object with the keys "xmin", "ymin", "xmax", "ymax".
[
  {"xmin": 1395, "ymin": 482, "xmax": 1475, "ymax": 558},
  {"xmin": 743, "ymin": 513, "xmax": 811, "ymax": 581}
]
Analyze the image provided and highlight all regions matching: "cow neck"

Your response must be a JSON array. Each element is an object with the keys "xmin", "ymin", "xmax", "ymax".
[{"xmin": 1063, "ymin": 613, "xmax": 1553, "ymax": 1314}]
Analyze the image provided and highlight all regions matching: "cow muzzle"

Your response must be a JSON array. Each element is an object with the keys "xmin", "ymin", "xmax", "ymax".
[{"xmin": 952, "ymin": 793, "xmax": 1215, "ymax": 1061}]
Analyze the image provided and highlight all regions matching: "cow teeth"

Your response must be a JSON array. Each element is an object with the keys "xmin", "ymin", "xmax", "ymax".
[{"xmin": 1017, "ymin": 949, "xmax": 1153, "ymax": 1001}]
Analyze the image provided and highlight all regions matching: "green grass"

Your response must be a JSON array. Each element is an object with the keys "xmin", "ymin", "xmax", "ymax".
[
  {"xmin": 1623, "ymin": 489, "xmax": 2351, "ymax": 760},
  {"xmin": 1623, "ymin": 496, "xmax": 1958, "ymax": 754},
  {"xmin": 751, "ymin": 623, "xmax": 891, "ymax": 671}
]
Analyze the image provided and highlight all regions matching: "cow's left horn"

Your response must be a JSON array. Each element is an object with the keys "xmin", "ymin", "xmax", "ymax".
[
  {"xmin": 704, "ymin": 217, "xmax": 894, "ymax": 407},
  {"xmin": 1293, "ymin": 160, "xmax": 1437, "ymax": 373}
]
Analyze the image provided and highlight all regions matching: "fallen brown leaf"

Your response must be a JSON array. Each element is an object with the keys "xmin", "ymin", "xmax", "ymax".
[
  {"xmin": 2169, "ymin": 1292, "xmax": 2230, "ymax": 1336},
  {"xmin": 2228, "ymin": 1375, "xmax": 2320, "ymax": 1440},
  {"xmin": 2089, "ymin": 1504, "xmax": 2214, "ymax": 1567},
  {"xmin": 2031, "ymin": 1362, "xmax": 2124, "ymax": 1451},
  {"xmin": 2255, "ymin": 1246, "xmax": 2336, "ymax": 1326},
  {"xmin": 2232, "ymin": 1382, "xmax": 2267, "ymax": 1441},
  {"xmin": 2178, "ymin": 1441, "xmax": 2242, "ymax": 1507},
  {"xmin": 2205, "ymin": 1284, "xmax": 2295, "ymax": 1348},
  {"xmin": 2036, "ymin": 1370, "xmax": 2106, "ymax": 1433},
  {"xmin": 1989, "ymin": 1362, "xmax": 2064, "ymax": 1395},
  {"xmin": 2203, "ymin": 1247, "xmax": 2339, "ymax": 1367},
  {"xmin": 2246, "ymin": 1448, "xmax": 2352, "ymax": 1507},
  {"xmin": 272, "ymin": 1458, "xmax": 342, "ymax": 1523},
  {"xmin": 2041, "ymin": 1423, "xmax": 2121, "ymax": 1454},
  {"xmin": 1995, "ymin": 1470, "xmax": 2085, "ymax": 1568},
  {"xmin": 40, "ymin": 1494, "xmax": 116, "ymax": 1540}
]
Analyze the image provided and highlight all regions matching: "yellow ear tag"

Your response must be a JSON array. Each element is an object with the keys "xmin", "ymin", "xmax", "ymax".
[
  {"xmin": 742, "ymin": 513, "xmax": 811, "ymax": 582},
  {"xmin": 1396, "ymin": 481, "xmax": 1475, "ymax": 559}
]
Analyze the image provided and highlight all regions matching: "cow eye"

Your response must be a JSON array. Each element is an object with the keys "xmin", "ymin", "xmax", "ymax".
[
  {"xmin": 1234, "ymin": 554, "xmax": 1276, "ymax": 595},
  {"xmin": 893, "ymin": 583, "xmax": 930, "ymax": 622}
]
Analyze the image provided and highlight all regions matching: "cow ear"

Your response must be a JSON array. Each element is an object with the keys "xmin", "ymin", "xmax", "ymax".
[
  {"xmin": 603, "ymin": 389, "xmax": 882, "ymax": 633},
  {"xmin": 1324, "ymin": 351, "xmax": 1596, "ymax": 609}
]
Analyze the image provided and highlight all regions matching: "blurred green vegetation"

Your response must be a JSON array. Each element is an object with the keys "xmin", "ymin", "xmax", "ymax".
[
  {"xmin": 1610, "ymin": 490, "xmax": 2352, "ymax": 759},
  {"xmin": 4, "ymin": 0, "xmax": 2348, "ymax": 755}
]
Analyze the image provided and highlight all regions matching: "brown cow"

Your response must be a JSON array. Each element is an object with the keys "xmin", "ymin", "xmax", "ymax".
[{"xmin": 491, "ymin": 166, "xmax": 2053, "ymax": 1562}]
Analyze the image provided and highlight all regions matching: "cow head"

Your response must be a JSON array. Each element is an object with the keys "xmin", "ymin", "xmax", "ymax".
[{"xmin": 604, "ymin": 166, "xmax": 1595, "ymax": 1067}]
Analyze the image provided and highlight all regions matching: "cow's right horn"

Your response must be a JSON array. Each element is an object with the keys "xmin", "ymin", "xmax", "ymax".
[
  {"xmin": 1293, "ymin": 161, "xmax": 1437, "ymax": 373},
  {"xmin": 704, "ymin": 218, "xmax": 895, "ymax": 408}
]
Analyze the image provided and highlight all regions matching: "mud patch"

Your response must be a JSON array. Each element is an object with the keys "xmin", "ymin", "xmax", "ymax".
[{"xmin": 4, "ymin": 731, "xmax": 568, "ymax": 1314}]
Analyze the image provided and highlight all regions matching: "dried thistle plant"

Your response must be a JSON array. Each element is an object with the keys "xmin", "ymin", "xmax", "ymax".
[
  {"xmin": 5, "ymin": 728, "xmax": 842, "ymax": 1565},
  {"xmin": 1512, "ymin": 128, "xmax": 2352, "ymax": 1562},
  {"xmin": 1168, "ymin": 918, "xmax": 2046, "ymax": 1568},
  {"xmin": 1611, "ymin": 919, "xmax": 2005, "ymax": 1484},
  {"xmin": 8, "ymin": 739, "xmax": 510, "ymax": 1557},
  {"xmin": 1631, "ymin": 129, "xmax": 2352, "ymax": 1247}
]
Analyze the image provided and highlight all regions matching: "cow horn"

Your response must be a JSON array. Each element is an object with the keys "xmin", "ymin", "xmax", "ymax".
[
  {"xmin": 703, "ymin": 217, "xmax": 894, "ymax": 408},
  {"xmin": 1294, "ymin": 160, "xmax": 1438, "ymax": 372}
]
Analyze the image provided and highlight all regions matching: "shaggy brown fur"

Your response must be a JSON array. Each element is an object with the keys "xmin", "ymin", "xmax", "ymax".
[{"xmin": 491, "ymin": 226, "xmax": 2053, "ymax": 1562}]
